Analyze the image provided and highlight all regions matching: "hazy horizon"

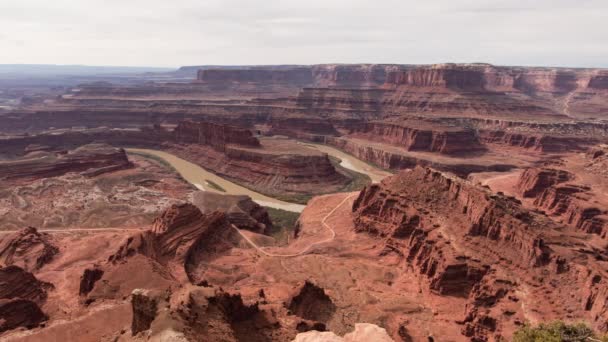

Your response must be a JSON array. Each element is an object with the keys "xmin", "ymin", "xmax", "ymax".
[{"xmin": 2, "ymin": 0, "xmax": 607, "ymax": 69}]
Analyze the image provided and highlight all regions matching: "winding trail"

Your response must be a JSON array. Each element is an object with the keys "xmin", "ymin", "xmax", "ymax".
[{"xmin": 231, "ymin": 193, "xmax": 356, "ymax": 257}]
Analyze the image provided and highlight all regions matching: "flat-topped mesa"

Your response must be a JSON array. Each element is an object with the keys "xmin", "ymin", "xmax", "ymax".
[
  {"xmin": 350, "ymin": 120, "xmax": 485, "ymax": 155},
  {"xmin": 310, "ymin": 64, "xmax": 407, "ymax": 87},
  {"xmin": 196, "ymin": 64, "xmax": 408, "ymax": 88},
  {"xmin": 385, "ymin": 64, "xmax": 489, "ymax": 91},
  {"xmin": 384, "ymin": 63, "xmax": 584, "ymax": 94},
  {"xmin": 0, "ymin": 143, "xmax": 134, "ymax": 183},
  {"xmin": 173, "ymin": 120, "xmax": 261, "ymax": 152},
  {"xmin": 351, "ymin": 167, "xmax": 608, "ymax": 339},
  {"xmin": 197, "ymin": 67, "xmax": 313, "ymax": 85}
]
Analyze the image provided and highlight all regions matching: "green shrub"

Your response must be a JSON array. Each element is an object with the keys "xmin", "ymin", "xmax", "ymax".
[{"xmin": 513, "ymin": 321, "xmax": 607, "ymax": 342}]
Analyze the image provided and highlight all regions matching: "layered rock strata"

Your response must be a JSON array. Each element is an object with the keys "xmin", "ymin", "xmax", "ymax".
[
  {"xmin": 0, "ymin": 143, "xmax": 133, "ymax": 183},
  {"xmin": 352, "ymin": 167, "xmax": 608, "ymax": 340}
]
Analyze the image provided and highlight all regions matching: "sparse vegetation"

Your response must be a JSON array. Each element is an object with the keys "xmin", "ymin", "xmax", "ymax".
[
  {"xmin": 265, "ymin": 207, "xmax": 300, "ymax": 245},
  {"xmin": 205, "ymin": 179, "xmax": 226, "ymax": 192},
  {"xmin": 329, "ymin": 156, "xmax": 372, "ymax": 192},
  {"xmin": 513, "ymin": 321, "xmax": 608, "ymax": 342}
]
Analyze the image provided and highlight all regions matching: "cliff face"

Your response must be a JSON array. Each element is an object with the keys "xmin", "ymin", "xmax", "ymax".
[
  {"xmin": 384, "ymin": 64, "xmax": 591, "ymax": 94},
  {"xmin": 588, "ymin": 73, "xmax": 608, "ymax": 90},
  {"xmin": 173, "ymin": 120, "xmax": 261, "ymax": 152},
  {"xmin": 351, "ymin": 167, "xmax": 608, "ymax": 340},
  {"xmin": 516, "ymin": 167, "xmax": 608, "ymax": 239},
  {"xmin": 325, "ymin": 136, "xmax": 514, "ymax": 177},
  {"xmin": 479, "ymin": 130, "xmax": 596, "ymax": 152},
  {"xmin": 385, "ymin": 64, "xmax": 488, "ymax": 91},
  {"xmin": 349, "ymin": 121, "xmax": 484, "ymax": 155}
]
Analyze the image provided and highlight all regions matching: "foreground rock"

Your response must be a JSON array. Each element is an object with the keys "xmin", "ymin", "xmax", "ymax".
[
  {"xmin": 0, "ymin": 266, "xmax": 51, "ymax": 332},
  {"xmin": 292, "ymin": 323, "xmax": 394, "ymax": 342}
]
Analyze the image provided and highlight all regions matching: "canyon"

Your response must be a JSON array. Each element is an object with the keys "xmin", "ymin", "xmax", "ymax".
[{"xmin": 0, "ymin": 62, "xmax": 607, "ymax": 341}]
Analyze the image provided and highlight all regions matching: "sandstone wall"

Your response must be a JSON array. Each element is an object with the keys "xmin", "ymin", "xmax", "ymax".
[{"xmin": 351, "ymin": 167, "xmax": 608, "ymax": 339}]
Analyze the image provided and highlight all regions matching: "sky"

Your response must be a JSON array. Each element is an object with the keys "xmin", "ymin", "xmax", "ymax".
[{"xmin": 1, "ymin": 0, "xmax": 607, "ymax": 68}]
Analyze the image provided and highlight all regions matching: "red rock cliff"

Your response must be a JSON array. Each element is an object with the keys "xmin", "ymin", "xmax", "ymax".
[
  {"xmin": 173, "ymin": 120, "xmax": 261, "ymax": 152},
  {"xmin": 352, "ymin": 167, "xmax": 608, "ymax": 340}
]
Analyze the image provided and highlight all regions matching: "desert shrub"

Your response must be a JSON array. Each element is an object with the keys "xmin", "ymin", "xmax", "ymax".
[{"xmin": 513, "ymin": 321, "xmax": 608, "ymax": 342}]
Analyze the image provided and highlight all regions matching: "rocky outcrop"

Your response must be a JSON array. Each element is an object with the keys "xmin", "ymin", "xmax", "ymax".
[
  {"xmin": 351, "ymin": 167, "xmax": 608, "ymax": 339},
  {"xmin": 517, "ymin": 168, "xmax": 573, "ymax": 197},
  {"xmin": 292, "ymin": 323, "xmax": 394, "ymax": 342},
  {"xmin": 79, "ymin": 267, "xmax": 104, "ymax": 297},
  {"xmin": 192, "ymin": 192, "xmax": 273, "ymax": 235},
  {"xmin": 0, "ymin": 143, "xmax": 134, "ymax": 183},
  {"xmin": 0, "ymin": 266, "xmax": 52, "ymax": 303},
  {"xmin": 288, "ymin": 282, "xmax": 336, "ymax": 323},
  {"xmin": 131, "ymin": 288, "xmax": 166, "ymax": 335},
  {"xmin": 0, "ymin": 266, "xmax": 50, "ymax": 332},
  {"xmin": 109, "ymin": 203, "xmax": 237, "ymax": 283},
  {"xmin": 128, "ymin": 285, "xmax": 294, "ymax": 342},
  {"xmin": 0, "ymin": 227, "xmax": 59, "ymax": 272},
  {"xmin": 0, "ymin": 299, "xmax": 48, "ymax": 333},
  {"xmin": 516, "ymin": 167, "xmax": 608, "ymax": 239}
]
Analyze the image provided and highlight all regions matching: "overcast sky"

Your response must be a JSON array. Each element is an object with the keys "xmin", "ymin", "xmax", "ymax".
[{"xmin": 1, "ymin": 0, "xmax": 607, "ymax": 68}]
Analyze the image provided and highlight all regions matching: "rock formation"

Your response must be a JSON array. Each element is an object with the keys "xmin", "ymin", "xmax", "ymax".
[
  {"xmin": 0, "ymin": 266, "xmax": 50, "ymax": 332},
  {"xmin": 0, "ymin": 227, "xmax": 58, "ymax": 272},
  {"xmin": 288, "ymin": 281, "xmax": 336, "ymax": 324},
  {"xmin": 352, "ymin": 167, "xmax": 608, "ymax": 339},
  {"xmin": 173, "ymin": 120, "xmax": 261, "ymax": 151},
  {"xmin": 0, "ymin": 143, "xmax": 133, "ymax": 183},
  {"xmin": 292, "ymin": 323, "xmax": 394, "ymax": 342},
  {"xmin": 192, "ymin": 191, "xmax": 273, "ymax": 234}
]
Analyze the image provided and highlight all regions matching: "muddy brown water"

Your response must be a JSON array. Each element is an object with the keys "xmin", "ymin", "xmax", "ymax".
[{"xmin": 127, "ymin": 144, "xmax": 390, "ymax": 213}]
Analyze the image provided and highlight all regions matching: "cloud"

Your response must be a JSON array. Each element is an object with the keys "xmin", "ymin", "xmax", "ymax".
[{"xmin": 0, "ymin": 0, "xmax": 606, "ymax": 68}]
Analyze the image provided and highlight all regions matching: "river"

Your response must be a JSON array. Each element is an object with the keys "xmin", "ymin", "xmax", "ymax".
[
  {"xmin": 297, "ymin": 142, "xmax": 393, "ymax": 183},
  {"xmin": 127, "ymin": 143, "xmax": 390, "ymax": 213}
]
